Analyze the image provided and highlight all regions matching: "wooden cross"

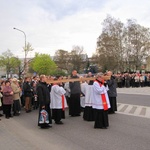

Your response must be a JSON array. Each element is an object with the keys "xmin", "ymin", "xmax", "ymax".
[{"xmin": 46, "ymin": 76, "xmax": 110, "ymax": 84}]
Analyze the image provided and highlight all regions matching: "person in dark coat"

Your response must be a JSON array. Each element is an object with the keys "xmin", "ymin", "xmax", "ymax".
[
  {"xmin": 69, "ymin": 70, "xmax": 81, "ymax": 117},
  {"xmin": 106, "ymin": 71, "xmax": 117, "ymax": 114},
  {"xmin": 37, "ymin": 75, "xmax": 52, "ymax": 128},
  {"xmin": 23, "ymin": 77, "xmax": 33, "ymax": 113},
  {"xmin": 2, "ymin": 80, "xmax": 14, "ymax": 119},
  {"xmin": 31, "ymin": 76, "xmax": 38, "ymax": 107}
]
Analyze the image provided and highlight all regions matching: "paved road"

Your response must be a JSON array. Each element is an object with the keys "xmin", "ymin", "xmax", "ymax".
[
  {"xmin": 0, "ymin": 87, "xmax": 150, "ymax": 150},
  {"xmin": 117, "ymin": 87, "xmax": 150, "ymax": 119},
  {"xmin": 118, "ymin": 94, "xmax": 150, "ymax": 107},
  {"xmin": 117, "ymin": 87, "xmax": 150, "ymax": 96}
]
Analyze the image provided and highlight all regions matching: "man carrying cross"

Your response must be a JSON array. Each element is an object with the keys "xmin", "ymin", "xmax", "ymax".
[
  {"xmin": 91, "ymin": 72, "xmax": 110, "ymax": 129},
  {"xmin": 69, "ymin": 70, "xmax": 81, "ymax": 117}
]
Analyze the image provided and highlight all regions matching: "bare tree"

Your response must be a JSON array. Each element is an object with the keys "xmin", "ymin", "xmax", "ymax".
[
  {"xmin": 96, "ymin": 15, "xmax": 124, "ymax": 72},
  {"xmin": 53, "ymin": 49, "xmax": 70, "ymax": 73},
  {"xmin": 95, "ymin": 15, "xmax": 150, "ymax": 73},
  {"xmin": 69, "ymin": 46, "xmax": 87, "ymax": 73},
  {"xmin": 22, "ymin": 42, "xmax": 34, "ymax": 75},
  {"xmin": 124, "ymin": 19, "xmax": 150, "ymax": 71}
]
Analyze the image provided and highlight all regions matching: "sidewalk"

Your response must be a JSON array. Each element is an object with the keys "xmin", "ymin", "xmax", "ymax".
[{"xmin": 117, "ymin": 87, "xmax": 150, "ymax": 95}]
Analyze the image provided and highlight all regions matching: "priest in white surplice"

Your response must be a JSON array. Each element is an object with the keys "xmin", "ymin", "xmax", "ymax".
[
  {"xmin": 80, "ymin": 80, "xmax": 88, "ymax": 108},
  {"xmin": 50, "ymin": 79, "xmax": 68, "ymax": 125},
  {"xmin": 83, "ymin": 84, "xmax": 95, "ymax": 121},
  {"xmin": 91, "ymin": 72, "xmax": 110, "ymax": 129}
]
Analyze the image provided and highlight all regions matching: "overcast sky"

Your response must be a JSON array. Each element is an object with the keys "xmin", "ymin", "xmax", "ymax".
[{"xmin": 1, "ymin": 0, "xmax": 150, "ymax": 58}]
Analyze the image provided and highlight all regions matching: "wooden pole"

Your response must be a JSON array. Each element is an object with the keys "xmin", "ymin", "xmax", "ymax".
[{"xmin": 46, "ymin": 76, "xmax": 110, "ymax": 84}]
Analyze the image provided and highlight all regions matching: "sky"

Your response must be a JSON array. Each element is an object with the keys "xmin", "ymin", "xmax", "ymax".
[{"xmin": 1, "ymin": 0, "xmax": 150, "ymax": 58}]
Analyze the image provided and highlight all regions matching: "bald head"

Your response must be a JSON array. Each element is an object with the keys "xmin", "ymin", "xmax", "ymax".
[
  {"xmin": 107, "ymin": 71, "xmax": 112, "ymax": 76},
  {"xmin": 40, "ymin": 75, "xmax": 47, "ymax": 82}
]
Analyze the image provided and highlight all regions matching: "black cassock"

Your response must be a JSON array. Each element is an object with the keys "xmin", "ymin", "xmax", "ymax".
[{"xmin": 37, "ymin": 82, "xmax": 52, "ymax": 127}]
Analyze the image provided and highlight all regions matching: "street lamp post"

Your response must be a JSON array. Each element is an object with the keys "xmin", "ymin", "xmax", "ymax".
[{"xmin": 13, "ymin": 27, "xmax": 27, "ymax": 76}]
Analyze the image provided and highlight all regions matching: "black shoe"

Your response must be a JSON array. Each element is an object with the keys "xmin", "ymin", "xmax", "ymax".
[
  {"xmin": 71, "ymin": 114, "xmax": 80, "ymax": 117},
  {"xmin": 55, "ymin": 121, "xmax": 63, "ymax": 125},
  {"xmin": 40, "ymin": 124, "xmax": 52, "ymax": 129},
  {"xmin": 108, "ymin": 111, "xmax": 115, "ymax": 114},
  {"xmin": 44, "ymin": 124, "xmax": 52, "ymax": 127},
  {"xmin": 0, "ymin": 114, "xmax": 3, "ymax": 117},
  {"xmin": 13, "ymin": 113, "xmax": 19, "ymax": 116},
  {"xmin": 101, "ymin": 127, "xmax": 107, "ymax": 129},
  {"xmin": 26, "ymin": 110, "xmax": 31, "ymax": 113},
  {"xmin": 9, "ymin": 115, "xmax": 13, "ymax": 118},
  {"xmin": 94, "ymin": 126, "xmax": 107, "ymax": 129},
  {"xmin": 75, "ymin": 114, "xmax": 81, "ymax": 116}
]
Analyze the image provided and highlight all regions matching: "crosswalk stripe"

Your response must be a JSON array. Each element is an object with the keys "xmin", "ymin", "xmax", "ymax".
[
  {"xmin": 139, "ymin": 108, "xmax": 146, "ymax": 116},
  {"xmin": 119, "ymin": 105, "xmax": 128, "ymax": 112},
  {"xmin": 117, "ymin": 103, "xmax": 150, "ymax": 119},
  {"xmin": 129, "ymin": 106, "xmax": 137, "ymax": 114}
]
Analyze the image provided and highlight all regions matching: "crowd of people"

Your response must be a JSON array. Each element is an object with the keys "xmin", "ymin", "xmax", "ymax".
[
  {"xmin": 115, "ymin": 73, "xmax": 150, "ymax": 88},
  {"xmin": 0, "ymin": 70, "xmax": 118, "ymax": 129},
  {"xmin": 0, "ymin": 76, "xmax": 39, "ymax": 120}
]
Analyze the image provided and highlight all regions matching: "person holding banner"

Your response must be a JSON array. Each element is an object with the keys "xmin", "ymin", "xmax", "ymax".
[
  {"xmin": 50, "ymin": 77, "xmax": 68, "ymax": 124},
  {"xmin": 37, "ymin": 75, "xmax": 52, "ymax": 128},
  {"xmin": 91, "ymin": 73, "xmax": 110, "ymax": 129}
]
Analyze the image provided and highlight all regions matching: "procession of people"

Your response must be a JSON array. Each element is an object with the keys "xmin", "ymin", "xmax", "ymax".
[{"xmin": 0, "ymin": 70, "xmax": 118, "ymax": 129}]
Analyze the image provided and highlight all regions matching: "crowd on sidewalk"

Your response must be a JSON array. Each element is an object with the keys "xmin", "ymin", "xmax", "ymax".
[
  {"xmin": 0, "ymin": 70, "xmax": 117, "ymax": 129},
  {"xmin": 0, "ymin": 76, "xmax": 39, "ymax": 120},
  {"xmin": 115, "ymin": 73, "xmax": 150, "ymax": 88}
]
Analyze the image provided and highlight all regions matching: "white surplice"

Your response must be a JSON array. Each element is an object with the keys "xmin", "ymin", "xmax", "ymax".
[
  {"xmin": 91, "ymin": 81, "xmax": 110, "ymax": 110},
  {"xmin": 80, "ymin": 82, "xmax": 88, "ymax": 108},
  {"xmin": 50, "ymin": 85, "xmax": 68, "ymax": 109},
  {"xmin": 84, "ymin": 85, "xmax": 93, "ymax": 107}
]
